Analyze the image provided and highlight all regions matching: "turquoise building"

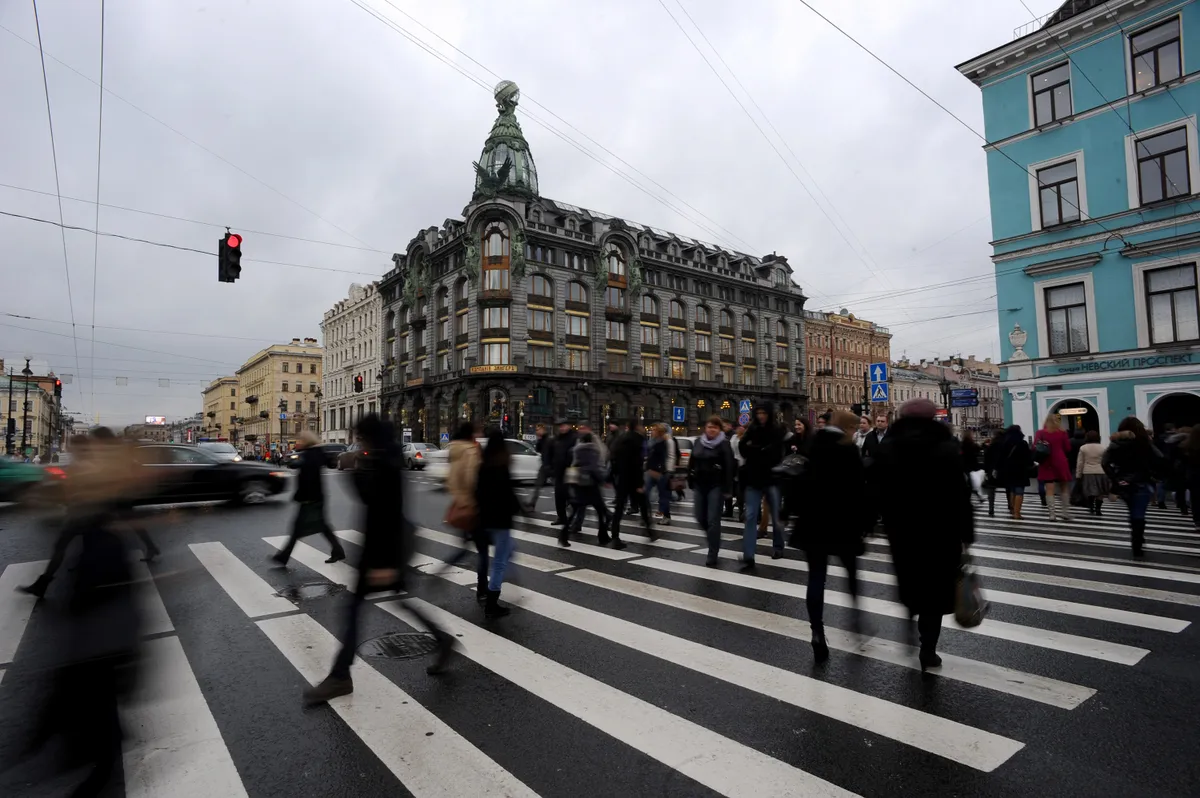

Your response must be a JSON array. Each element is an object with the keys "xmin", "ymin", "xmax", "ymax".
[{"xmin": 958, "ymin": 0, "xmax": 1200, "ymax": 437}]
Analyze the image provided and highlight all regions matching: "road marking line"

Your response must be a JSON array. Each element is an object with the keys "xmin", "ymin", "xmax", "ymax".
[
  {"xmin": 128, "ymin": 559, "xmax": 173, "ymax": 636},
  {"xmin": 967, "ymin": 527, "xmax": 1200, "ymax": 555},
  {"xmin": 508, "ymin": 529, "xmax": 640, "ymax": 561},
  {"xmin": 257, "ymin": 613, "xmax": 540, "ymax": 798},
  {"xmin": 517, "ymin": 516, "xmax": 698, "ymax": 550},
  {"xmin": 381, "ymin": 596, "xmax": 858, "ymax": 797},
  {"xmin": 188, "ymin": 543, "xmax": 295, "ymax": 618},
  {"xmin": 260, "ymin": 536, "xmax": 395, "ymax": 595},
  {"xmin": 633, "ymin": 558, "xmax": 1148, "ymax": 665},
  {"xmin": 558, "ymin": 568, "xmax": 1093, "ymax": 710},
  {"xmin": 887, "ymin": 543, "xmax": 1200, "ymax": 584},
  {"xmin": 122, "ymin": 635, "xmax": 248, "ymax": 798},
  {"xmin": 409, "ymin": 527, "xmax": 575, "ymax": 573},
  {"xmin": 0, "ymin": 560, "xmax": 47, "ymax": 665}
]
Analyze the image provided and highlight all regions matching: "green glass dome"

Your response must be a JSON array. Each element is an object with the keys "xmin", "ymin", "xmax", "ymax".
[{"xmin": 473, "ymin": 80, "xmax": 539, "ymax": 200}]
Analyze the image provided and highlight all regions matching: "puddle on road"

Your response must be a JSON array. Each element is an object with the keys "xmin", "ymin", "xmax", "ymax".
[
  {"xmin": 359, "ymin": 632, "xmax": 439, "ymax": 660},
  {"xmin": 276, "ymin": 582, "xmax": 345, "ymax": 603}
]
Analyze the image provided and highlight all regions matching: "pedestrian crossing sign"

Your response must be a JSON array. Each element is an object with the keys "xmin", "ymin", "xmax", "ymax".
[
  {"xmin": 871, "ymin": 383, "xmax": 889, "ymax": 402},
  {"xmin": 739, "ymin": 399, "xmax": 752, "ymax": 414},
  {"xmin": 440, "ymin": 432, "xmax": 449, "ymax": 443}
]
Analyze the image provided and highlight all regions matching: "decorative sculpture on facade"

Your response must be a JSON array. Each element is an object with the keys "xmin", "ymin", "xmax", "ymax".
[
  {"xmin": 594, "ymin": 244, "xmax": 609, "ymax": 291},
  {"xmin": 464, "ymin": 238, "xmax": 481, "ymax": 284},
  {"xmin": 629, "ymin": 258, "xmax": 644, "ymax": 298},
  {"xmin": 510, "ymin": 227, "xmax": 527, "ymax": 282}
]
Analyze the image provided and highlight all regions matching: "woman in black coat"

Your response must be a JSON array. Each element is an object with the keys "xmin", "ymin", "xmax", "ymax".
[
  {"xmin": 475, "ymin": 429, "xmax": 523, "ymax": 616},
  {"xmin": 981, "ymin": 430, "xmax": 1006, "ymax": 517},
  {"xmin": 870, "ymin": 399, "xmax": 974, "ymax": 671},
  {"xmin": 1102, "ymin": 417, "xmax": 1167, "ymax": 558},
  {"xmin": 993, "ymin": 425, "xmax": 1034, "ymax": 519},
  {"xmin": 795, "ymin": 410, "xmax": 873, "ymax": 663}
]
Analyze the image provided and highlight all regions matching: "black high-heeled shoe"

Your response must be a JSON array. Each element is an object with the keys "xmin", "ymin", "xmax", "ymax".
[{"xmin": 811, "ymin": 632, "xmax": 829, "ymax": 664}]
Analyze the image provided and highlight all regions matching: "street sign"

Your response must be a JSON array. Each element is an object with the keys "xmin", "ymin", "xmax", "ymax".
[
  {"xmin": 1058, "ymin": 407, "xmax": 1087, "ymax": 416},
  {"xmin": 672, "ymin": 406, "xmax": 685, "ymax": 423},
  {"xmin": 279, "ymin": 413, "xmax": 287, "ymax": 420},
  {"xmin": 738, "ymin": 413, "xmax": 750, "ymax": 426},
  {"xmin": 870, "ymin": 383, "xmax": 889, "ymax": 402},
  {"xmin": 869, "ymin": 363, "xmax": 888, "ymax": 384},
  {"xmin": 950, "ymin": 388, "xmax": 978, "ymax": 408},
  {"xmin": 440, "ymin": 432, "xmax": 450, "ymax": 443},
  {"xmin": 738, "ymin": 399, "xmax": 752, "ymax": 414}
]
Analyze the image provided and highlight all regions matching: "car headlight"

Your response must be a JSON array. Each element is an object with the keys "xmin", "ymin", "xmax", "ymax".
[{"xmin": 233, "ymin": 456, "xmax": 242, "ymax": 462}]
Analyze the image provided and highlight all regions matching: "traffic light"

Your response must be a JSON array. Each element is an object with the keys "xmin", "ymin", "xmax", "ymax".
[
  {"xmin": 53, "ymin": 379, "xmax": 61, "ymax": 398},
  {"xmin": 354, "ymin": 375, "xmax": 364, "ymax": 393},
  {"xmin": 218, "ymin": 232, "xmax": 243, "ymax": 283}
]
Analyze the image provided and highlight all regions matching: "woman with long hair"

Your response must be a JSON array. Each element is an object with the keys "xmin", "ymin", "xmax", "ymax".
[
  {"xmin": 445, "ymin": 421, "xmax": 486, "ymax": 602},
  {"xmin": 1102, "ymin": 417, "xmax": 1167, "ymax": 557},
  {"xmin": 1035, "ymin": 414, "xmax": 1073, "ymax": 521},
  {"xmin": 995, "ymin": 425, "xmax": 1034, "ymax": 519},
  {"xmin": 475, "ymin": 429, "xmax": 522, "ymax": 617},
  {"xmin": 1075, "ymin": 430, "xmax": 1110, "ymax": 516}
]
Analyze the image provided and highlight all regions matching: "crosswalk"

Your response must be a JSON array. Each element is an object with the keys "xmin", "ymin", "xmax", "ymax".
[{"xmin": 0, "ymin": 491, "xmax": 1197, "ymax": 796}]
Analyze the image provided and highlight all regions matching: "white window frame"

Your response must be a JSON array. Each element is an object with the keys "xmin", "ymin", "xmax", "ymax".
[
  {"xmin": 1130, "ymin": 255, "xmax": 1200, "ymax": 348},
  {"xmin": 1027, "ymin": 150, "xmax": 1088, "ymax": 232},
  {"xmin": 1027, "ymin": 60, "xmax": 1073, "ymax": 130},
  {"xmin": 1124, "ymin": 115, "xmax": 1199, "ymax": 209},
  {"xmin": 1032, "ymin": 271, "xmax": 1099, "ymax": 359}
]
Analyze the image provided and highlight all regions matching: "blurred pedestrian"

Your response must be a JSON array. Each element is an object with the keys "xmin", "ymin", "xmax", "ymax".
[
  {"xmin": 475, "ymin": 430, "xmax": 521, "ymax": 618},
  {"xmin": 445, "ymin": 422, "xmax": 485, "ymax": 603},
  {"xmin": 796, "ymin": 410, "xmax": 872, "ymax": 662},
  {"xmin": 981, "ymin": 429, "xmax": 1005, "ymax": 517},
  {"xmin": 305, "ymin": 414, "xmax": 454, "ymax": 704},
  {"xmin": 644, "ymin": 423, "xmax": 673, "ymax": 524},
  {"xmin": 961, "ymin": 430, "xmax": 984, "ymax": 503},
  {"xmin": 871, "ymin": 398, "xmax": 974, "ymax": 671},
  {"xmin": 727, "ymin": 423, "xmax": 747, "ymax": 520},
  {"xmin": 610, "ymin": 418, "xmax": 651, "ymax": 546},
  {"xmin": 1075, "ymin": 430, "xmax": 1109, "ymax": 516},
  {"xmin": 525, "ymin": 423, "xmax": 553, "ymax": 512},
  {"xmin": 272, "ymin": 430, "xmax": 346, "ymax": 567},
  {"xmin": 568, "ymin": 431, "xmax": 611, "ymax": 544},
  {"xmin": 1102, "ymin": 417, "xmax": 1167, "ymax": 558},
  {"xmin": 738, "ymin": 401, "xmax": 786, "ymax": 566},
  {"xmin": 687, "ymin": 415, "xmax": 735, "ymax": 567},
  {"xmin": 1034, "ymin": 414, "xmax": 1073, "ymax": 521},
  {"xmin": 549, "ymin": 419, "xmax": 578, "ymax": 527}
]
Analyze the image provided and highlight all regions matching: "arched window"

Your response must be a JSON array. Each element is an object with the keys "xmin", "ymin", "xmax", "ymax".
[
  {"xmin": 482, "ymin": 221, "xmax": 510, "ymax": 291},
  {"xmin": 669, "ymin": 243, "xmax": 678, "ymax": 256},
  {"xmin": 742, "ymin": 314, "xmax": 756, "ymax": 337},
  {"xmin": 436, "ymin": 287, "xmax": 449, "ymax": 315},
  {"xmin": 484, "ymin": 222, "xmax": 510, "ymax": 258},
  {"xmin": 695, "ymin": 305, "xmax": 710, "ymax": 325},
  {"xmin": 569, "ymin": 282, "xmax": 588, "ymax": 304},
  {"xmin": 720, "ymin": 309, "xmax": 733, "ymax": 328},
  {"xmin": 457, "ymin": 278, "xmax": 469, "ymax": 302},
  {"xmin": 776, "ymin": 320, "xmax": 786, "ymax": 338},
  {"xmin": 641, "ymin": 294, "xmax": 658, "ymax": 315},
  {"xmin": 385, "ymin": 310, "xmax": 395, "ymax": 337},
  {"xmin": 567, "ymin": 218, "xmax": 576, "ymax": 231},
  {"xmin": 606, "ymin": 246, "xmax": 627, "ymax": 278},
  {"xmin": 669, "ymin": 300, "xmax": 685, "ymax": 321},
  {"xmin": 531, "ymin": 208, "xmax": 541, "ymax": 223},
  {"xmin": 531, "ymin": 274, "xmax": 552, "ymax": 300}
]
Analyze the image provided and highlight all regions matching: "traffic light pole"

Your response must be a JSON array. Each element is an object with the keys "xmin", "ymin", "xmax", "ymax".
[
  {"xmin": 19, "ymin": 358, "xmax": 31, "ymax": 456},
  {"xmin": 5, "ymin": 368, "xmax": 13, "ymax": 456}
]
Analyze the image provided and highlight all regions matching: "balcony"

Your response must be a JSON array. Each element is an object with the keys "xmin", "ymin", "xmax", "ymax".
[
  {"xmin": 695, "ymin": 352, "xmax": 713, "ymax": 363},
  {"xmin": 480, "ymin": 289, "xmax": 512, "ymax": 304},
  {"xmin": 694, "ymin": 321, "xmax": 711, "ymax": 333},
  {"xmin": 481, "ymin": 327, "xmax": 510, "ymax": 340},
  {"xmin": 455, "ymin": 332, "xmax": 470, "ymax": 346},
  {"xmin": 411, "ymin": 316, "xmax": 427, "ymax": 330},
  {"xmin": 565, "ymin": 300, "xmax": 589, "ymax": 315},
  {"xmin": 668, "ymin": 317, "xmax": 686, "ymax": 329},
  {"xmin": 669, "ymin": 347, "xmax": 688, "ymax": 359},
  {"xmin": 455, "ymin": 297, "xmax": 469, "ymax": 312},
  {"xmin": 744, "ymin": 357, "xmax": 758, "ymax": 367},
  {"xmin": 640, "ymin": 312, "xmax": 660, "ymax": 325},
  {"xmin": 605, "ymin": 306, "xmax": 631, "ymax": 321},
  {"xmin": 776, "ymin": 335, "xmax": 787, "ymax": 344},
  {"xmin": 415, "ymin": 347, "xmax": 428, "ymax": 360},
  {"xmin": 527, "ymin": 293, "xmax": 553, "ymax": 308},
  {"xmin": 566, "ymin": 334, "xmax": 590, "ymax": 348},
  {"xmin": 641, "ymin": 343, "xmax": 660, "ymax": 355},
  {"xmin": 530, "ymin": 329, "xmax": 553, "ymax": 343},
  {"xmin": 719, "ymin": 326, "xmax": 734, "ymax": 337},
  {"xmin": 719, "ymin": 354, "xmax": 735, "ymax": 365},
  {"xmin": 437, "ymin": 306, "xmax": 450, "ymax": 320},
  {"xmin": 814, "ymin": 368, "xmax": 834, "ymax": 377},
  {"xmin": 385, "ymin": 329, "xmax": 395, "ymax": 342},
  {"xmin": 606, "ymin": 338, "xmax": 629, "ymax": 351}
]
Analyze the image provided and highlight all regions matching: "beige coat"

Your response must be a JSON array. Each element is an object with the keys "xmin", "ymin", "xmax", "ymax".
[
  {"xmin": 446, "ymin": 439, "xmax": 481, "ymax": 510},
  {"xmin": 1076, "ymin": 442, "xmax": 1106, "ymax": 477}
]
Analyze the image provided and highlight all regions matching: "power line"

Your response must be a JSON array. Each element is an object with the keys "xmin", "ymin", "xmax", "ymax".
[
  {"xmin": 0, "ymin": 311, "xmax": 293, "ymax": 344},
  {"xmin": 0, "ymin": 181, "xmax": 391, "ymax": 254},
  {"xmin": 90, "ymin": 0, "xmax": 106, "ymax": 418},
  {"xmin": 30, "ymin": 0, "xmax": 84, "ymax": 413},
  {"xmin": 0, "ymin": 321, "xmax": 242, "ymax": 367},
  {"xmin": 0, "ymin": 209, "xmax": 386, "ymax": 276},
  {"xmin": 0, "ymin": 20, "xmax": 377, "ymax": 252}
]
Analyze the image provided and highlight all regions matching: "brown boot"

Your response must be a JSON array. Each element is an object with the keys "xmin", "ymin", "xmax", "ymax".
[{"xmin": 1012, "ymin": 495, "xmax": 1024, "ymax": 520}]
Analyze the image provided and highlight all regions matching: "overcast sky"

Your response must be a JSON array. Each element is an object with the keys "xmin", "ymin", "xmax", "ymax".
[{"xmin": 1, "ymin": 0, "xmax": 1060, "ymax": 427}]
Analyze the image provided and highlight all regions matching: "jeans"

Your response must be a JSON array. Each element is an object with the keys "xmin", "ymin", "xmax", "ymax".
[
  {"xmin": 487, "ymin": 528, "xmax": 515, "ymax": 590},
  {"xmin": 612, "ymin": 477, "xmax": 649, "ymax": 539},
  {"xmin": 742, "ymin": 485, "xmax": 782, "ymax": 560},
  {"xmin": 693, "ymin": 483, "xmax": 724, "ymax": 562},
  {"xmin": 1124, "ymin": 484, "xmax": 1153, "ymax": 521},
  {"xmin": 645, "ymin": 473, "xmax": 670, "ymax": 516},
  {"xmin": 805, "ymin": 550, "xmax": 859, "ymax": 634},
  {"xmin": 572, "ymin": 485, "xmax": 611, "ymax": 537}
]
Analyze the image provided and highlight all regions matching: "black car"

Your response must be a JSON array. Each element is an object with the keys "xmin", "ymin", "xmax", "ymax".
[{"xmin": 286, "ymin": 443, "xmax": 347, "ymax": 469}]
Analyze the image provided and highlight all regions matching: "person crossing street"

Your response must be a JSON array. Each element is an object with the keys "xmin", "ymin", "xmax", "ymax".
[
  {"xmin": 738, "ymin": 402, "xmax": 786, "ymax": 567},
  {"xmin": 610, "ymin": 419, "xmax": 652, "ymax": 546},
  {"xmin": 272, "ymin": 431, "xmax": 346, "ymax": 567}
]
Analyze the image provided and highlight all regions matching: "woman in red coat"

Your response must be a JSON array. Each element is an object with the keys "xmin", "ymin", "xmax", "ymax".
[{"xmin": 1035, "ymin": 414, "xmax": 1073, "ymax": 521}]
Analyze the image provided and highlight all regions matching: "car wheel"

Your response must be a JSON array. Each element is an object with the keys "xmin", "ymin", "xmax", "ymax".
[
  {"xmin": 240, "ymin": 480, "xmax": 270, "ymax": 505},
  {"xmin": 337, "ymin": 461, "xmax": 344, "ymax": 471}
]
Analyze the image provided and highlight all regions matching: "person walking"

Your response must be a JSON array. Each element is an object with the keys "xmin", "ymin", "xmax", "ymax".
[
  {"xmin": 727, "ymin": 424, "xmax": 747, "ymax": 520},
  {"xmin": 1102, "ymin": 417, "xmax": 1167, "ymax": 558},
  {"xmin": 1035, "ymin": 414, "xmax": 1073, "ymax": 521},
  {"xmin": 549, "ymin": 419, "xmax": 578, "ymax": 527},
  {"xmin": 687, "ymin": 415, "xmax": 735, "ymax": 567},
  {"xmin": 738, "ymin": 402, "xmax": 786, "ymax": 566},
  {"xmin": 475, "ymin": 430, "xmax": 521, "ymax": 618},
  {"xmin": 994, "ymin": 425, "xmax": 1034, "ymax": 519},
  {"xmin": 524, "ymin": 423, "xmax": 553, "ymax": 512},
  {"xmin": 272, "ymin": 431, "xmax": 346, "ymax": 567},
  {"xmin": 860, "ymin": 412, "xmax": 889, "ymax": 467},
  {"xmin": 568, "ymin": 431, "xmax": 612, "ymax": 544},
  {"xmin": 871, "ymin": 399, "xmax": 974, "ymax": 670},
  {"xmin": 644, "ymin": 424, "xmax": 673, "ymax": 524},
  {"xmin": 1075, "ymin": 430, "xmax": 1110, "ymax": 516},
  {"xmin": 981, "ymin": 429, "xmax": 1006, "ymax": 517},
  {"xmin": 445, "ymin": 422, "xmax": 485, "ymax": 602},
  {"xmin": 305, "ymin": 414, "xmax": 454, "ymax": 704},
  {"xmin": 961, "ymin": 430, "xmax": 984, "ymax": 503},
  {"xmin": 796, "ymin": 410, "xmax": 871, "ymax": 662},
  {"xmin": 610, "ymin": 419, "xmax": 651, "ymax": 546}
]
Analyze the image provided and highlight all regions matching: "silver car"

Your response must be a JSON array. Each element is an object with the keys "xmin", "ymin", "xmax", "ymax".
[
  {"xmin": 197, "ymin": 442, "xmax": 242, "ymax": 463},
  {"xmin": 425, "ymin": 438, "xmax": 540, "ymax": 483}
]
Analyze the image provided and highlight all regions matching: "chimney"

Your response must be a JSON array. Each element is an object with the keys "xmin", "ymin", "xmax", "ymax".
[{"xmin": 291, "ymin": 338, "xmax": 301, "ymax": 345}]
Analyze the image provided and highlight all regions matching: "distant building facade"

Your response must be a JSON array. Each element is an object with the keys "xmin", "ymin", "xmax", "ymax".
[
  {"xmin": 236, "ymin": 338, "xmax": 322, "ymax": 453},
  {"xmin": 803, "ymin": 309, "xmax": 892, "ymax": 418},
  {"xmin": 378, "ymin": 80, "xmax": 809, "ymax": 442},
  {"xmin": 904, "ymin": 356, "xmax": 1004, "ymax": 432},
  {"xmin": 123, "ymin": 422, "xmax": 169, "ymax": 443},
  {"xmin": 1, "ymin": 373, "xmax": 60, "ymax": 455},
  {"xmin": 202, "ymin": 376, "xmax": 239, "ymax": 441},
  {"xmin": 958, "ymin": 0, "xmax": 1200, "ymax": 437},
  {"xmin": 321, "ymin": 282, "xmax": 382, "ymax": 444}
]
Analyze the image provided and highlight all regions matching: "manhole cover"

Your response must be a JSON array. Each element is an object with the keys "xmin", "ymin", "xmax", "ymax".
[
  {"xmin": 276, "ymin": 582, "xmax": 345, "ymax": 603},
  {"xmin": 359, "ymin": 632, "xmax": 439, "ymax": 660}
]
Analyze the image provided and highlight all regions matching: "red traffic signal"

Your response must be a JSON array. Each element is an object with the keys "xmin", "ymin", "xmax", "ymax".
[
  {"xmin": 226, "ymin": 233, "xmax": 242, "ymax": 248},
  {"xmin": 218, "ymin": 232, "xmax": 243, "ymax": 283},
  {"xmin": 353, "ymin": 375, "xmax": 364, "ymax": 393},
  {"xmin": 53, "ymin": 379, "xmax": 62, "ymax": 397}
]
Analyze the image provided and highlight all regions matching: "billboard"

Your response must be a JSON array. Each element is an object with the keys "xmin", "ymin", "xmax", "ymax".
[{"xmin": 145, "ymin": 416, "xmax": 167, "ymax": 425}]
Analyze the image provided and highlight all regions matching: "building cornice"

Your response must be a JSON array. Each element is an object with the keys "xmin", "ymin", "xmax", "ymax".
[
  {"xmin": 1022, "ymin": 252, "xmax": 1103, "ymax": 276},
  {"xmin": 992, "ymin": 206, "xmax": 1200, "ymax": 262}
]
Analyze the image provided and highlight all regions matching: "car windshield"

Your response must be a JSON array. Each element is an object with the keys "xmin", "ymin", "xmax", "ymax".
[
  {"xmin": 412, "ymin": 443, "xmax": 433, "ymax": 450},
  {"xmin": 676, "ymin": 439, "xmax": 693, "ymax": 450},
  {"xmin": 199, "ymin": 443, "xmax": 237, "ymax": 455}
]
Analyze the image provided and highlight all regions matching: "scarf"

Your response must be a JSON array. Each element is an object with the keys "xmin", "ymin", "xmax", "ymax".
[{"xmin": 699, "ymin": 431, "xmax": 727, "ymax": 449}]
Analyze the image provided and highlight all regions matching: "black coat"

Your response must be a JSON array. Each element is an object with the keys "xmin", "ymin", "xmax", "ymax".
[
  {"xmin": 350, "ymin": 440, "xmax": 412, "ymax": 575},
  {"xmin": 796, "ymin": 429, "xmax": 872, "ymax": 555},
  {"xmin": 871, "ymin": 417, "xmax": 974, "ymax": 616},
  {"xmin": 993, "ymin": 435, "xmax": 1034, "ymax": 489},
  {"xmin": 475, "ymin": 460, "xmax": 522, "ymax": 531},
  {"xmin": 610, "ymin": 430, "xmax": 645, "ymax": 483},
  {"xmin": 739, "ymin": 415, "xmax": 785, "ymax": 489},
  {"xmin": 293, "ymin": 446, "xmax": 325, "ymax": 503},
  {"xmin": 960, "ymin": 439, "xmax": 981, "ymax": 474},
  {"xmin": 536, "ymin": 434, "xmax": 553, "ymax": 468},
  {"xmin": 687, "ymin": 436, "xmax": 735, "ymax": 494},
  {"xmin": 550, "ymin": 430, "xmax": 578, "ymax": 477},
  {"xmin": 1102, "ymin": 432, "xmax": 1167, "ymax": 488},
  {"xmin": 860, "ymin": 427, "xmax": 888, "ymax": 466}
]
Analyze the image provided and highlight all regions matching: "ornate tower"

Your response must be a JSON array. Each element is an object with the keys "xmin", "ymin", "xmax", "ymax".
[{"xmin": 472, "ymin": 80, "xmax": 539, "ymax": 201}]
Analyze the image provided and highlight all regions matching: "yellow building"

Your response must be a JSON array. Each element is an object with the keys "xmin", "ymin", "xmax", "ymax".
[
  {"xmin": 236, "ymin": 338, "xmax": 322, "ymax": 453},
  {"xmin": 202, "ymin": 376, "xmax": 239, "ymax": 440}
]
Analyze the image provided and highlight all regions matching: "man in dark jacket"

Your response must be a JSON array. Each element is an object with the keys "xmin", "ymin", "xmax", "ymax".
[
  {"xmin": 550, "ymin": 419, "xmax": 578, "ymax": 525},
  {"xmin": 305, "ymin": 415, "xmax": 454, "ymax": 704},
  {"xmin": 738, "ymin": 401, "xmax": 786, "ymax": 566},
  {"xmin": 272, "ymin": 431, "xmax": 346, "ymax": 566},
  {"xmin": 524, "ymin": 423, "xmax": 554, "ymax": 512},
  {"xmin": 870, "ymin": 399, "xmax": 973, "ymax": 671},
  {"xmin": 610, "ymin": 419, "xmax": 651, "ymax": 545},
  {"xmin": 860, "ymin": 411, "xmax": 889, "ymax": 466}
]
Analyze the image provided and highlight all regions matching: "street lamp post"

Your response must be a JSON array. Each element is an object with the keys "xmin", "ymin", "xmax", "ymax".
[
  {"xmin": 19, "ymin": 358, "xmax": 32, "ymax": 456},
  {"xmin": 279, "ymin": 398, "xmax": 288, "ymax": 452},
  {"xmin": 5, "ymin": 367, "xmax": 13, "ymax": 456},
  {"xmin": 315, "ymin": 387, "xmax": 323, "ymax": 440}
]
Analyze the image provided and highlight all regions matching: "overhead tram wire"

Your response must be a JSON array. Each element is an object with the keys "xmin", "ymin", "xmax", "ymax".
[
  {"xmin": 90, "ymin": 0, "xmax": 106, "ymax": 417},
  {"xmin": 0, "ymin": 311, "xmax": 303, "ymax": 344},
  {"xmin": 31, "ymin": 0, "xmax": 85, "ymax": 411},
  {"xmin": 371, "ymin": 0, "xmax": 761, "ymax": 257},
  {"xmin": 0, "ymin": 321, "xmax": 243, "ymax": 368},
  {"xmin": 0, "ymin": 182, "xmax": 390, "ymax": 253},
  {"xmin": 0, "ymin": 22, "xmax": 377, "ymax": 252}
]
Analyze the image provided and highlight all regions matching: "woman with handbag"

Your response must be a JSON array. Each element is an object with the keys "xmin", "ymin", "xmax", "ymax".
[
  {"xmin": 795, "ymin": 410, "xmax": 871, "ymax": 663},
  {"xmin": 687, "ymin": 416, "xmax": 736, "ymax": 567},
  {"xmin": 1102, "ymin": 417, "xmax": 1167, "ymax": 557},
  {"xmin": 1034, "ymin": 414, "xmax": 1073, "ymax": 521},
  {"xmin": 445, "ymin": 422, "xmax": 486, "ymax": 602}
]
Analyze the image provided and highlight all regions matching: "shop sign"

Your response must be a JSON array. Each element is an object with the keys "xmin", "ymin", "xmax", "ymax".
[
  {"xmin": 1044, "ymin": 352, "xmax": 1195, "ymax": 375},
  {"xmin": 470, "ymin": 365, "xmax": 518, "ymax": 374}
]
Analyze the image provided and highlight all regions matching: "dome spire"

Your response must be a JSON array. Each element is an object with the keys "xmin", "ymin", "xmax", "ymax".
[{"xmin": 472, "ymin": 80, "xmax": 539, "ymax": 200}]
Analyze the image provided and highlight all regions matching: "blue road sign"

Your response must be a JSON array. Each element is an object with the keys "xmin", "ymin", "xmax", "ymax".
[
  {"xmin": 868, "ymin": 362, "xmax": 889, "ymax": 384},
  {"xmin": 672, "ymin": 406, "xmax": 685, "ymax": 423},
  {"xmin": 738, "ymin": 412, "xmax": 750, "ymax": 426},
  {"xmin": 440, "ymin": 432, "xmax": 450, "ymax": 443},
  {"xmin": 279, "ymin": 412, "xmax": 287, "ymax": 420},
  {"xmin": 739, "ymin": 399, "xmax": 753, "ymax": 414},
  {"xmin": 950, "ymin": 388, "xmax": 979, "ymax": 408},
  {"xmin": 870, "ymin": 383, "xmax": 889, "ymax": 403}
]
